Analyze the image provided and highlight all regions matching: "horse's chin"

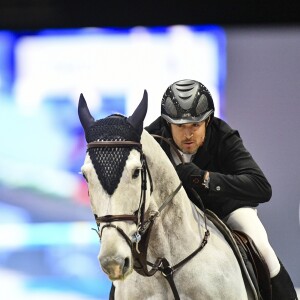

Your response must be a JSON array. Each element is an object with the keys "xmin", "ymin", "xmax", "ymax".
[{"xmin": 108, "ymin": 267, "xmax": 133, "ymax": 281}]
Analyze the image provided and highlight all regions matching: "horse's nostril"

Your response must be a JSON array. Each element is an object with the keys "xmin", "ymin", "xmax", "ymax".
[{"xmin": 123, "ymin": 257, "xmax": 130, "ymax": 272}]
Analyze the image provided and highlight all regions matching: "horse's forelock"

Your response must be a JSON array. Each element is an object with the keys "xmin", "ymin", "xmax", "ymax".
[{"xmin": 86, "ymin": 116, "xmax": 141, "ymax": 195}]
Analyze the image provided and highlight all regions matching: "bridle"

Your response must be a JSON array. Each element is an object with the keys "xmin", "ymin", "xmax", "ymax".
[
  {"xmin": 88, "ymin": 139, "xmax": 156, "ymax": 246},
  {"xmin": 88, "ymin": 136, "xmax": 210, "ymax": 300}
]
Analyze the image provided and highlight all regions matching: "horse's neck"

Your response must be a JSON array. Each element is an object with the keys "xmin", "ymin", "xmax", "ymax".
[
  {"xmin": 141, "ymin": 131, "xmax": 205, "ymax": 261},
  {"xmin": 148, "ymin": 192, "xmax": 205, "ymax": 261}
]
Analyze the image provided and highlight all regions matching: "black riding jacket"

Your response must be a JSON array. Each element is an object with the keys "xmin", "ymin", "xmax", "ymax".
[{"xmin": 145, "ymin": 116, "xmax": 272, "ymax": 219}]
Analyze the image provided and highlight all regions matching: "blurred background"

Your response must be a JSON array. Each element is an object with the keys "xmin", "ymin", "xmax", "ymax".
[{"xmin": 0, "ymin": 1, "xmax": 299, "ymax": 299}]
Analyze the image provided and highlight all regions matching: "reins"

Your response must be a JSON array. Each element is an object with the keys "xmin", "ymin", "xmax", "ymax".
[
  {"xmin": 151, "ymin": 134, "xmax": 184, "ymax": 164},
  {"xmin": 89, "ymin": 135, "xmax": 210, "ymax": 300}
]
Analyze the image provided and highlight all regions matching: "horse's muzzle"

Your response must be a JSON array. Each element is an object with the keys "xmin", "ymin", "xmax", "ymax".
[{"xmin": 100, "ymin": 256, "xmax": 132, "ymax": 280}]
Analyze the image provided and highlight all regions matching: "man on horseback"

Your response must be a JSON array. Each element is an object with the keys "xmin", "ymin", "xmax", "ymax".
[{"xmin": 145, "ymin": 79, "xmax": 298, "ymax": 300}]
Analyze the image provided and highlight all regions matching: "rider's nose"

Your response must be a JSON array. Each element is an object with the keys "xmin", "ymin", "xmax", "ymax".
[{"xmin": 184, "ymin": 131, "xmax": 194, "ymax": 139}]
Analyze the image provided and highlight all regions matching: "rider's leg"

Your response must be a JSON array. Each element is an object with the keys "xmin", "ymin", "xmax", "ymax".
[
  {"xmin": 225, "ymin": 207, "xmax": 280, "ymax": 277},
  {"xmin": 224, "ymin": 207, "xmax": 298, "ymax": 300}
]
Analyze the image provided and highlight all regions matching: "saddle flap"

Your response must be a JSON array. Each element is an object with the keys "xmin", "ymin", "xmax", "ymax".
[{"xmin": 232, "ymin": 230, "xmax": 272, "ymax": 300}]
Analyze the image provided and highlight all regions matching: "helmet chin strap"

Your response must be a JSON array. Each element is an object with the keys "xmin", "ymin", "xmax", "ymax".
[{"xmin": 205, "ymin": 116, "xmax": 211, "ymax": 127}]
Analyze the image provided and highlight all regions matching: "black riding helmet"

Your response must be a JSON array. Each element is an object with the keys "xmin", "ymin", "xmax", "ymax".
[{"xmin": 161, "ymin": 79, "xmax": 214, "ymax": 125}]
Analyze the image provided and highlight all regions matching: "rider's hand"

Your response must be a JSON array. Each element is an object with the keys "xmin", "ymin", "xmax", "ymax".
[{"xmin": 175, "ymin": 163, "xmax": 205, "ymax": 188}]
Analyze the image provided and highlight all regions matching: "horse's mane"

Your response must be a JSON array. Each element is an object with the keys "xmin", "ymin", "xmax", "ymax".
[
  {"xmin": 140, "ymin": 130, "xmax": 181, "ymax": 192},
  {"xmin": 140, "ymin": 130, "xmax": 202, "ymax": 223}
]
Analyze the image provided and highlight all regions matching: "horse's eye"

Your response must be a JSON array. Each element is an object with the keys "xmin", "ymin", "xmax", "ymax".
[
  {"xmin": 82, "ymin": 173, "xmax": 88, "ymax": 182},
  {"xmin": 132, "ymin": 168, "xmax": 140, "ymax": 179}
]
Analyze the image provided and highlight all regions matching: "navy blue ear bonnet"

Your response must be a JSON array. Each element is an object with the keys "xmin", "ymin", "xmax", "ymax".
[
  {"xmin": 86, "ymin": 115, "xmax": 140, "ymax": 195},
  {"xmin": 78, "ymin": 90, "xmax": 148, "ymax": 195},
  {"xmin": 85, "ymin": 115, "xmax": 140, "ymax": 143}
]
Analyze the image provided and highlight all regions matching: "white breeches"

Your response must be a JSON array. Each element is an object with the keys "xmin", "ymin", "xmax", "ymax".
[{"xmin": 224, "ymin": 207, "xmax": 280, "ymax": 278}]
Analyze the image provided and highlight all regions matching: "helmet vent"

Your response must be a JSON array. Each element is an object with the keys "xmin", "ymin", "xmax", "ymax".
[
  {"xmin": 176, "ymin": 87, "xmax": 194, "ymax": 92},
  {"xmin": 195, "ymin": 94, "xmax": 208, "ymax": 115},
  {"xmin": 165, "ymin": 96, "xmax": 178, "ymax": 117},
  {"xmin": 179, "ymin": 95, "xmax": 193, "ymax": 100}
]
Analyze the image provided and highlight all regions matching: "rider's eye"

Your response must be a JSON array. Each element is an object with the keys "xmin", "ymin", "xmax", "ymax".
[{"xmin": 132, "ymin": 168, "xmax": 140, "ymax": 179}]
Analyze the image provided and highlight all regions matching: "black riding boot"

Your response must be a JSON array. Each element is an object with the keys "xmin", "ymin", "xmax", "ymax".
[{"xmin": 271, "ymin": 261, "xmax": 298, "ymax": 300}]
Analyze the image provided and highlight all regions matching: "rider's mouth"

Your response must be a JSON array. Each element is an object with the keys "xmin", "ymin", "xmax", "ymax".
[{"xmin": 183, "ymin": 141, "xmax": 194, "ymax": 146}]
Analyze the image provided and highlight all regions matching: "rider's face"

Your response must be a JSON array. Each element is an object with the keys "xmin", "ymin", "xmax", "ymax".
[{"xmin": 170, "ymin": 121, "xmax": 207, "ymax": 154}]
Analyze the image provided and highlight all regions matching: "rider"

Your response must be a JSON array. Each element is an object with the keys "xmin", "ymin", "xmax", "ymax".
[{"xmin": 145, "ymin": 79, "xmax": 298, "ymax": 300}]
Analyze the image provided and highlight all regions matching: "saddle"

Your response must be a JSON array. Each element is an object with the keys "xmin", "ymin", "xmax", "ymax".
[{"xmin": 206, "ymin": 210, "xmax": 272, "ymax": 300}]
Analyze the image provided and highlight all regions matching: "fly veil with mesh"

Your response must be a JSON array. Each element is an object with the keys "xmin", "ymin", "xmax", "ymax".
[
  {"xmin": 86, "ymin": 116, "xmax": 140, "ymax": 195},
  {"xmin": 78, "ymin": 91, "xmax": 148, "ymax": 196}
]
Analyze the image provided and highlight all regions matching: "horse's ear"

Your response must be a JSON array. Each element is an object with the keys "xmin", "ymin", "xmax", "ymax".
[
  {"xmin": 78, "ymin": 93, "xmax": 95, "ymax": 132},
  {"xmin": 127, "ymin": 90, "xmax": 148, "ymax": 136}
]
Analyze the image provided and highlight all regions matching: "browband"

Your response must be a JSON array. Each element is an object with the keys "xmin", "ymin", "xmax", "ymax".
[{"xmin": 87, "ymin": 141, "xmax": 142, "ymax": 149}]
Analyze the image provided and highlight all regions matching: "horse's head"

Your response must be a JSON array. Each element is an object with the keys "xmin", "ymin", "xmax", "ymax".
[{"xmin": 78, "ymin": 91, "xmax": 152, "ymax": 280}]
